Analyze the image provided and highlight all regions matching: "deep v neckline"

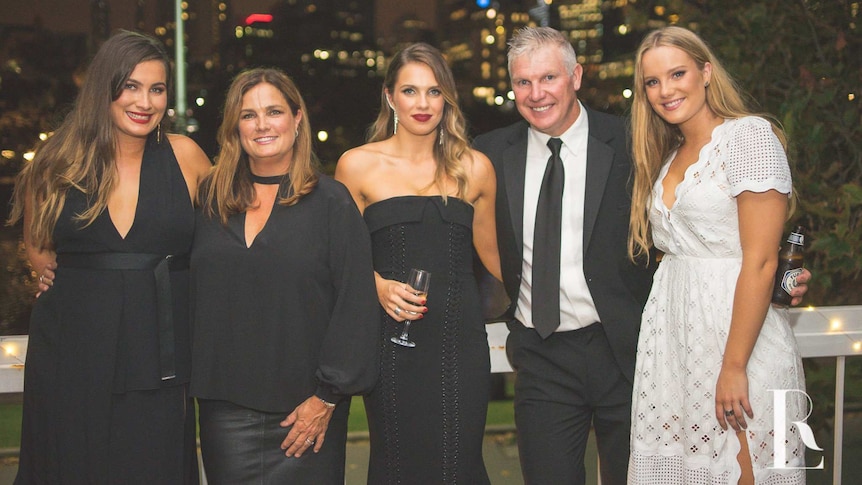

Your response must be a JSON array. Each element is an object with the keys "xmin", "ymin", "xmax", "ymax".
[
  {"xmin": 107, "ymin": 198, "xmax": 141, "ymax": 240},
  {"xmin": 240, "ymin": 185, "xmax": 282, "ymax": 249},
  {"xmin": 107, "ymin": 162, "xmax": 145, "ymax": 241},
  {"xmin": 658, "ymin": 119, "xmax": 729, "ymax": 212}
]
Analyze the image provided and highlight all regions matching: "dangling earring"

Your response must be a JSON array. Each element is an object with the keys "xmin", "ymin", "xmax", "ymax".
[
  {"xmin": 387, "ymin": 96, "xmax": 398, "ymax": 135},
  {"xmin": 295, "ymin": 128, "xmax": 299, "ymax": 138},
  {"xmin": 704, "ymin": 81, "xmax": 710, "ymax": 88},
  {"xmin": 438, "ymin": 127, "xmax": 444, "ymax": 146},
  {"xmin": 157, "ymin": 123, "xmax": 162, "ymax": 143}
]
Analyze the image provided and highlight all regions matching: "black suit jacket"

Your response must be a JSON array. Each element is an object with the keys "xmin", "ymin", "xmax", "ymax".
[{"xmin": 473, "ymin": 106, "xmax": 655, "ymax": 382}]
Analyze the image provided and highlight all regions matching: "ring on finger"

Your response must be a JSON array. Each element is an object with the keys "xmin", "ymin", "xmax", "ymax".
[
  {"xmin": 394, "ymin": 306, "xmax": 402, "ymax": 316},
  {"xmin": 305, "ymin": 438, "xmax": 315, "ymax": 445},
  {"xmin": 39, "ymin": 275, "xmax": 44, "ymax": 284},
  {"xmin": 724, "ymin": 409, "xmax": 734, "ymax": 417}
]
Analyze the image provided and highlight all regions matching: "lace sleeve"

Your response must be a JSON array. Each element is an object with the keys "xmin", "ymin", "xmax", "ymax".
[{"xmin": 725, "ymin": 116, "xmax": 792, "ymax": 197}]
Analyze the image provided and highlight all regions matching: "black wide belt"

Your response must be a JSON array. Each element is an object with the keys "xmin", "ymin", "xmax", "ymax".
[{"xmin": 56, "ymin": 252, "xmax": 190, "ymax": 381}]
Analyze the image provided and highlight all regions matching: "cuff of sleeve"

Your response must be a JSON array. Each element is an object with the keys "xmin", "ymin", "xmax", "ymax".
[{"xmin": 315, "ymin": 385, "xmax": 341, "ymax": 406}]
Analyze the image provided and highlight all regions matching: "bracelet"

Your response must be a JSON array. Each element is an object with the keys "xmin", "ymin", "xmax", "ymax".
[{"xmin": 318, "ymin": 396, "xmax": 336, "ymax": 409}]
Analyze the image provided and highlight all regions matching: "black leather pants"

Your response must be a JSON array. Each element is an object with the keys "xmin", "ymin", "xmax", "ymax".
[{"xmin": 198, "ymin": 399, "xmax": 349, "ymax": 485}]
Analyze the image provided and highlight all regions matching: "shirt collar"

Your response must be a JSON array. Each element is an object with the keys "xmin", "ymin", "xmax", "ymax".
[{"xmin": 528, "ymin": 101, "xmax": 588, "ymax": 154}]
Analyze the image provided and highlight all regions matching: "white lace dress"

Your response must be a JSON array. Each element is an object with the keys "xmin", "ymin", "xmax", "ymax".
[{"xmin": 628, "ymin": 117, "xmax": 807, "ymax": 484}]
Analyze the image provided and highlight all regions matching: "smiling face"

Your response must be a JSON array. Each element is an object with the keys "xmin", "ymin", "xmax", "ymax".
[
  {"xmin": 386, "ymin": 62, "xmax": 445, "ymax": 137},
  {"xmin": 110, "ymin": 59, "xmax": 167, "ymax": 141},
  {"xmin": 238, "ymin": 82, "xmax": 302, "ymax": 170},
  {"xmin": 641, "ymin": 45, "xmax": 713, "ymax": 129},
  {"xmin": 510, "ymin": 45, "xmax": 582, "ymax": 137}
]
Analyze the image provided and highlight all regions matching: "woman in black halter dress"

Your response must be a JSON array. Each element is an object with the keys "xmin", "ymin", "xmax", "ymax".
[{"xmin": 9, "ymin": 32, "xmax": 211, "ymax": 483}]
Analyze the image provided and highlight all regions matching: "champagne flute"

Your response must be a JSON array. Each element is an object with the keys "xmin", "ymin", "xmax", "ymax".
[{"xmin": 390, "ymin": 268, "xmax": 431, "ymax": 348}]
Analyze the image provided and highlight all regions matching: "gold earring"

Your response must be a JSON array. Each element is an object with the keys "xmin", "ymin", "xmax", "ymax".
[{"xmin": 393, "ymin": 112, "xmax": 398, "ymax": 135}]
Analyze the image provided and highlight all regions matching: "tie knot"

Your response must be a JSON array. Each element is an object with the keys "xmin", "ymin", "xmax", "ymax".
[{"xmin": 547, "ymin": 137, "xmax": 563, "ymax": 157}]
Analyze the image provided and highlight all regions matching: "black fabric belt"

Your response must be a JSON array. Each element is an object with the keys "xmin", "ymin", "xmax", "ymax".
[{"xmin": 56, "ymin": 252, "xmax": 190, "ymax": 381}]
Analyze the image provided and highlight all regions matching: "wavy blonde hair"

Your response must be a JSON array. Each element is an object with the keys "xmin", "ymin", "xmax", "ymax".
[
  {"xmin": 367, "ymin": 43, "xmax": 471, "ymax": 200},
  {"xmin": 7, "ymin": 30, "xmax": 171, "ymax": 249},
  {"xmin": 199, "ymin": 68, "xmax": 319, "ymax": 224},
  {"xmin": 628, "ymin": 26, "xmax": 789, "ymax": 261}
]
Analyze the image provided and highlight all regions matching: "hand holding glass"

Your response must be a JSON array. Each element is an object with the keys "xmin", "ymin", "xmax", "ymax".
[{"xmin": 390, "ymin": 268, "xmax": 431, "ymax": 348}]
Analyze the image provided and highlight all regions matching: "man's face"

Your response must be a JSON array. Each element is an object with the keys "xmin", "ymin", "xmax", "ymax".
[{"xmin": 510, "ymin": 45, "xmax": 582, "ymax": 137}]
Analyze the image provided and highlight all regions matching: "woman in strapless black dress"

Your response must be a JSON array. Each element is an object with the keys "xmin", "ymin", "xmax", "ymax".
[
  {"xmin": 336, "ymin": 43, "xmax": 503, "ymax": 485},
  {"xmin": 8, "ymin": 31, "xmax": 211, "ymax": 484}
]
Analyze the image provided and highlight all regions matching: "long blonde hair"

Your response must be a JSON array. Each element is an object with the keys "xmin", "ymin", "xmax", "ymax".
[
  {"xmin": 199, "ymin": 68, "xmax": 318, "ymax": 224},
  {"xmin": 628, "ymin": 26, "xmax": 789, "ymax": 261},
  {"xmin": 7, "ymin": 30, "xmax": 171, "ymax": 250},
  {"xmin": 367, "ymin": 43, "xmax": 471, "ymax": 200}
]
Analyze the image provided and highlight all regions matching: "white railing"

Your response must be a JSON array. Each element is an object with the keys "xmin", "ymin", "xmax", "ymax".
[
  {"xmin": 0, "ymin": 305, "xmax": 859, "ymax": 482},
  {"xmin": 787, "ymin": 305, "xmax": 862, "ymax": 485}
]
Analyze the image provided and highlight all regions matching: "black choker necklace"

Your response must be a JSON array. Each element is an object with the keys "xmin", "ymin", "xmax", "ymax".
[{"xmin": 250, "ymin": 173, "xmax": 287, "ymax": 185}]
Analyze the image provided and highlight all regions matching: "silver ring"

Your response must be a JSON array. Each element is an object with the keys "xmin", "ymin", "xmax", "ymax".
[
  {"xmin": 305, "ymin": 438, "xmax": 315, "ymax": 445},
  {"xmin": 39, "ymin": 275, "xmax": 44, "ymax": 284},
  {"xmin": 394, "ymin": 306, "xmax": 402, "ymax": 316},
  {"xmin": 724, "ymin": 409, "xmax": 734, "ymax": 417}
]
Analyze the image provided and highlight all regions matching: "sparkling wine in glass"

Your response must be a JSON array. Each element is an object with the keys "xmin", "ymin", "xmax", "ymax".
[{"xmin": 390, "ymin": 268, "xmax": 431, "ymax": 348}]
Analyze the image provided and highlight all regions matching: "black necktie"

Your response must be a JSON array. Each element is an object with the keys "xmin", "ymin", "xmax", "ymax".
[{"xmin": 532, "ymin": 137, "xmax": 564, "ymax": 339}]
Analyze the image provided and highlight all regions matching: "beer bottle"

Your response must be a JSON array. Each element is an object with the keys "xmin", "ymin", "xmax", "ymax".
[{"xmin": 771, "ymin": 225, "xmax": 805, "ymax": 306}]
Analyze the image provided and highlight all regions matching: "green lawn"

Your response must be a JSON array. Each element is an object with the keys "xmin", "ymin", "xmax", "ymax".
[
  {"xmin": 0, "ymin": 403, "xmax": 21, "ymax": 449},
  {"xmin": 348, "ymin": 397, "xmax": 515, "ymax": 433},
  {"xmin": 0, "ymin": 398, "xmax": 515, "ymax": 449}
]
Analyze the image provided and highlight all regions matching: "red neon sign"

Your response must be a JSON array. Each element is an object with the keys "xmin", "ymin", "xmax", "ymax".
[{"xmin": 245, "ymin": 14, "xmax": 273, "ymax": 25}]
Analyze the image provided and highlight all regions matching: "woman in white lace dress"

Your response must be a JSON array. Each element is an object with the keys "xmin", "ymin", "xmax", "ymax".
[{"xmin": 627, "ymin": 27, "xmax": 807, "ymax": 484}]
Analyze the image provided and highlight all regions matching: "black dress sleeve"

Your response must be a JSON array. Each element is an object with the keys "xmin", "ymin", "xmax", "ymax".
[{"xmin": 313, "ymin": 181, "xmax": 380, "ymax": 403}]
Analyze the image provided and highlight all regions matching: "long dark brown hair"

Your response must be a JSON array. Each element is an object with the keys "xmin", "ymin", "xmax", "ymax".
[{"xmin": 8, "ymin": 30, "xmax": 171, "ymax": 249}]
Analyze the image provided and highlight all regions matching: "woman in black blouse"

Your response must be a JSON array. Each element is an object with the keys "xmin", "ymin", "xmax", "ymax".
[{"xmin": 190, "ymin": 67, "xmax": 380, "ymax": 484}]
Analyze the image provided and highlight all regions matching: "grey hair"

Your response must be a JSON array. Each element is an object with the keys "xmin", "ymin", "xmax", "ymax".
[{"xmin": 507, "ymin": 27, "xmax": 579, "ymax": 75}]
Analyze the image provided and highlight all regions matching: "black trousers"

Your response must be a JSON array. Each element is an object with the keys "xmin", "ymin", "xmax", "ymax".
[
  {"xmin": 507, "ymin": 322, "xmax": 631, "ymax": 485},
  {"xmin": 198, "ymin": 399, "xmax": 349, "ymax": 485}
]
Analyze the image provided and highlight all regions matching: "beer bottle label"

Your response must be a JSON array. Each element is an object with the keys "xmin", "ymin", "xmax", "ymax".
[
  {"xmin": 780, "ymin": 268, "xmax": 804, "ymax": 294},
  {"xmin": 787, "ymin": 232, "xmax": 804, "ymax": 245}
]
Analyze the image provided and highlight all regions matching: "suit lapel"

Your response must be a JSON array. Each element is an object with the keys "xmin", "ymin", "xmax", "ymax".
[
  {"xmin": 502, "ymin": 127, "xmax": 529, "ymax": 252},
  {"xmin": 583, "ymin": 113, "xmax": 614, "ymax": 254}
]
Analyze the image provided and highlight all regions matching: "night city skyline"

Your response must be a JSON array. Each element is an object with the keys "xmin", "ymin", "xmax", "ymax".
[
  {"xmin": 1, "ymin": 0, "xmax": 439, "ymax": 43},
  {"xmin": 0, "ymin": 0, "xmax": 649, "ymax": 164}
]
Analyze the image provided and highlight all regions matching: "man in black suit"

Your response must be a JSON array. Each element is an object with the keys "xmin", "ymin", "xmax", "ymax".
[{"xmin": 473, "ymin": 26, "xmax": 654, "ymax": 484}]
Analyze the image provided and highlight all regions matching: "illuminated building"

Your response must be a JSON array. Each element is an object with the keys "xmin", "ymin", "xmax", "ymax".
[{"xmin": 435, "ymin": 0, "xmax": 652, "ymax": 115}]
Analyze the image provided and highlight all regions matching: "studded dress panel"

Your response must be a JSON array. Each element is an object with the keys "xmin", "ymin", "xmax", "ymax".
[{"xmin": 363, "ymin": 196, "xmax": 491, "ymax": 485}]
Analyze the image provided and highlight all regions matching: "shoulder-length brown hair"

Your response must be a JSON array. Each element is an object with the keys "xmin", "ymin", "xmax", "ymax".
[
  {"xmin": 367, "ymin": 43, "xmax": 472, "ymax": 200},
  {"xmin": 627, "ymin": 26, "xmax": 789, "ymax": 261},
  {"xmin": 8, "ymin": 30, "xmax": 171, "ymax": 249},
  {"xmin": 199, "ymin": 67, "xmax": 319, "ymax": 224}
]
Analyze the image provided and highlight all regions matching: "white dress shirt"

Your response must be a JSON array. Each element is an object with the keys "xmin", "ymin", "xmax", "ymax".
[{"xmin": 515, "ymin": 102, "xmax": 601, "ymax": 332}]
